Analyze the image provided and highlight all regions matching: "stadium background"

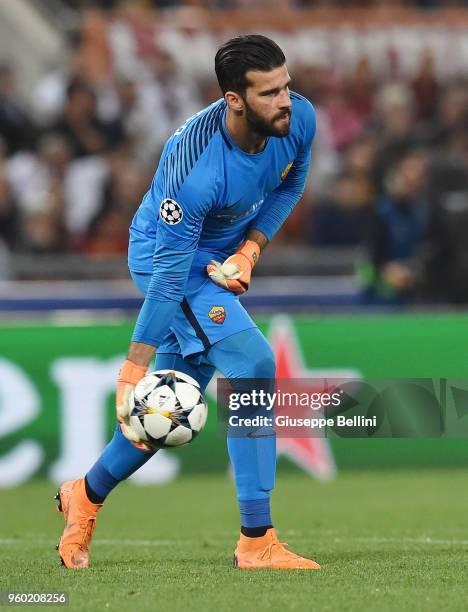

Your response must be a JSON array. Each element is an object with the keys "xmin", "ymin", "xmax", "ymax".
[
  {"xmin": 2, "ymin": 0, "xmax": 468, "ymax": 488},
  {"xmin": 2, "ymin": 2, "xmax": 468, "ymax": 609}
]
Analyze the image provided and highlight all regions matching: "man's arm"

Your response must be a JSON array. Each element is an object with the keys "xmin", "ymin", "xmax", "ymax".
[
  {"xmin": 118, "ymin": 171, "xmax": 216, "ymax": 445},
  {"xmin": 208, "ymin": 102, "xmax": 316, "ymax": 294},
  {"xmin": 250, "ymin": 156, "xmax": 313, "ymax": 244},
  {"xmin": 127, "ymin": 341, "xmax": 155, "ymax": 367},
  {"xmin": 206, "ymin": 159, "xmax": 311, "ymax": 295},
  {"xmin": 117, "ymin": 205, "xmax": 212, "ymax": 447},
  {"xmin": 131, "ymin": 245, "xmax": 202, "ymax": 354},
  {"xmin": 245, "ymin": 228, "xmax": 269, "ymax": 252}
]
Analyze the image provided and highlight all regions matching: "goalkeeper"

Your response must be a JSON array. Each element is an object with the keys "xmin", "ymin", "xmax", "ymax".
[{"xmin": 55, "ymin": 34, "xmax": 319, "ymax": 571}]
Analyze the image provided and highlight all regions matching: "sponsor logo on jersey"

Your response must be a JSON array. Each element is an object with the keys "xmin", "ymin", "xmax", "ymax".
[
  {"xmin": 281, "ymin": 162, "xmax": 293, "ymax": 180},
  {"xmin": 214, "ymin": 199, "xmax": 264, "ymax": 223},
  {"xmin": 160, "ymin": 198, "xmax": 183, "ymax": 225},
  {"xmin": 208, "ymin": 306, "xmax": 226, "ymax": 324}
]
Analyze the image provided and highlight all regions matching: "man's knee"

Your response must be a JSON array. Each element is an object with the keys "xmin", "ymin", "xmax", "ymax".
[
  {"xmin": 236, "ymin": 332, "xmax": 276, "ymax": 379},
  {"xmin": 208, "ymin": 328, "xmax": 276, "ymax": 379},
  {"xmin": 249, "ymin": 340, "xmax": 276, "ymax": 379}
]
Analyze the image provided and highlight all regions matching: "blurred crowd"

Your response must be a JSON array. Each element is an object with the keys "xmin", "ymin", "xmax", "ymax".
[
  {"xmin": 1, "ymin": 15, "xmax": 468, "ymax": 303},
  {"xmin": 294, "ymin": 56, "xmax": 468, "ymax": 304},
  {"xmin": 62, "ymin": 1, "xmax": 468, "ymax": 10}
]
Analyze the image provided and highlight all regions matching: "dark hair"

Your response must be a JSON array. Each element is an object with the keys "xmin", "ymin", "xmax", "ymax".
[{"xmin": 215, "ymin": 34, "xmax": 286, "ymax": 95}]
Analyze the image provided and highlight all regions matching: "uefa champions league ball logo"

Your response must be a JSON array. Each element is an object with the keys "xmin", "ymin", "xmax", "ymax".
[{"xmin": 160, "ymin": 198, "xmax": 183, "ymax": 225}]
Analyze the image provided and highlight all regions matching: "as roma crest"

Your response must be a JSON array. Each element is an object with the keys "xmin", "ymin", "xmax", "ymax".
[
  {"xmin": 281, "ymin": 162, "xmax": 293, "ymax": 181},
  {"xmin": 208, "ymin": 306, "xmax": 226, "ymax": 324}
]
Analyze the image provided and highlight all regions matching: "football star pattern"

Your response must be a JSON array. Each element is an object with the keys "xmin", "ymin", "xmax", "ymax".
[
  {"xmin": 160, "ymin": 199, "xmax": 183, "ymax": 225},
  {"xmin": 129, "ymin": 370, "xmax": 208, "ymax": 449}
]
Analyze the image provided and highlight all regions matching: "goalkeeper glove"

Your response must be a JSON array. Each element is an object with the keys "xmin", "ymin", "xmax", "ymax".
[
  {"xmin": 116, "ymin": 359, "xmax": 152, "ymax": 452},
  {"xmin": 207, "ymin": 240, "xmax": 260, "ymax": 295}
]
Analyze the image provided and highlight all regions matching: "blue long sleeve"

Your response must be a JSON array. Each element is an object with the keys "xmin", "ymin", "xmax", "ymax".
[
  {"xmin": 249, "ymin": 153, "xmax": 310, "ymax": 241},
  {"xmin": 132, "ymin": 232, "xmax": 209, "ymax": 347},
  {"xmin": 131, "ymin": 247, "xmax": 196, "ymax": 345},
  {"xmin": 131, "ymin": 141, "xmax": 218, "ymax": 347},
  {"xmin": 132, "ymin": 298, "xmax": 179, "ymax": 346}
]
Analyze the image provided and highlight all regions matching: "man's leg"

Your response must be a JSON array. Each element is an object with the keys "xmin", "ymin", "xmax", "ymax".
[
  {"xmin": 56, "ymin": 352, "xmax": 215, "ymax": 569},
  {"xmin": 207, "ymin": 328, "xmax": 320, "ymax": 570},
  {"xmin": 207, "ymin": 328, "xmax": 276, "ymax": 535}
]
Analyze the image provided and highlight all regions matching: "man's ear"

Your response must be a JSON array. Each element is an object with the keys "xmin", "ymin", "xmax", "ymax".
[{"xmin": 224, "ymin": 90, "xmax": 245, "ymax": 113}]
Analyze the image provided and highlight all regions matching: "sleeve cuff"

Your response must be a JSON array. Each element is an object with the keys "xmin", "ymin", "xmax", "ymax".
[{"xmin": 132, "ymin": 298, "xmax": 180, "ymax": 347}]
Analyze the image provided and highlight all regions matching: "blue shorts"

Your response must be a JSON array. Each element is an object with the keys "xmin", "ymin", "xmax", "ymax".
[{"xmin": 130, "ymin": 265, "xmax": 257, "ymax": 360}]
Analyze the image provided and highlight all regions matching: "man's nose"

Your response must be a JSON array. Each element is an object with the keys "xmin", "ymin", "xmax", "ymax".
[{"xmin": 279, "ymin": 89, "xmax": 291, "ymax": 109}]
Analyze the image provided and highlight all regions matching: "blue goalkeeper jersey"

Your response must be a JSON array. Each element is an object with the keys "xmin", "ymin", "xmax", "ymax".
[{"xmin": 129, "ymin": 92, "xmax": 316, "ymax": 346}]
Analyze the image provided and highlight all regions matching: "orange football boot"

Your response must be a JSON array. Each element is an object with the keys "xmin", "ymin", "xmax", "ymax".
[
  {"xmin": 55, "ymin": 478, "xmax": 102, "ymax": 569},
  {"xmin": 233, "ymin": 528, "xmax": 320, "ymax": 570}
]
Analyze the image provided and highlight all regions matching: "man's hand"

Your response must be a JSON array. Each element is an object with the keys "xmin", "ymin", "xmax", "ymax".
[
  {"xmin": 116, "ymin": 359, "xmax": 152, "ymax": 452},
  {"xmin": 207, "ymin": 240, "xmax": 261, "ymax": 295}
]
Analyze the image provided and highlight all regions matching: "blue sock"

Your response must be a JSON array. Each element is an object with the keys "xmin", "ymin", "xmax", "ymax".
[
  {"xmin": 86, "ymin": 425, "xmax": 155, "ymax": 501},
  {"xmin": 239, "ymin": 498, "xmax": 272, "ymax": 528},
  {"xmin": 227, "ymin": 433, "xmax": 276, "ymax": 526}
]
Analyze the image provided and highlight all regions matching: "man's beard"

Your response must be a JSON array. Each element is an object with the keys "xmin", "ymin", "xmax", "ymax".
[{"xmin": 244, "ymin": 99, "xmax": 291, "ymax": 138}]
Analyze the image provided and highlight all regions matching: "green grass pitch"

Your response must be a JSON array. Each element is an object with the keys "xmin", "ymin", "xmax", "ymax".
[{"xmin": 1, "ymin": 469, "xmax": 468, "ymax": 611}]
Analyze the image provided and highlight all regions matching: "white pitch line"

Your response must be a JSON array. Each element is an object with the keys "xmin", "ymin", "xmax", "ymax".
[
  {"xmin": 2, "ymin": 536, "xmax": 468, "ymax": 547},
  {"xmin": 0, "ymin": 538, "xmax": 179, "ymax": 546},
  {"xmin": 342, "ymin": 536, "xmax": 468, "ymax": 546}
]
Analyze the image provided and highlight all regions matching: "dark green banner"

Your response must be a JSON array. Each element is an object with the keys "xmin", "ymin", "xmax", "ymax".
[{"xmin": 1, "ymin": 313, "xmax": 468, "ymax": 486}]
